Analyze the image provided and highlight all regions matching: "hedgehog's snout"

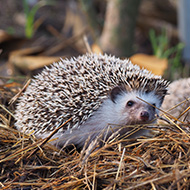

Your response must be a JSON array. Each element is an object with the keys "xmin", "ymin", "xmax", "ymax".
[{"xmin": 140, "ymin": 111, "xmax": 150, "ymax": 121}]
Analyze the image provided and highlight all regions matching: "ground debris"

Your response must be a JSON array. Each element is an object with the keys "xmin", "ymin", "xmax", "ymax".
[{"xmin": 0, "ymin": 122, "xmax": 190, "ymax": 189}]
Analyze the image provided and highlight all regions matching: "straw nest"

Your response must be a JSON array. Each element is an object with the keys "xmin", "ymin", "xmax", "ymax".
[{"xmin": 0, "ymin": 79, "xmax": 190, "ymax": 190}]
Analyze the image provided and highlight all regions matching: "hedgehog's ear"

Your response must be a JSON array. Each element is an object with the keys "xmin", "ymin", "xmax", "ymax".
[{"xmin": 110, "ymin": 86, "xmax": 126, "ymax": 103}]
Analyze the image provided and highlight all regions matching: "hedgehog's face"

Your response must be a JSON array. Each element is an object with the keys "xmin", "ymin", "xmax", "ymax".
[{"xmin": 110, "ymin": 86, "xmax": 162, "ymax": 125}]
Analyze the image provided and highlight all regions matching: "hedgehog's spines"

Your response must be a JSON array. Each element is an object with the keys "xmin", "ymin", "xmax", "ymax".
[{"xmin": 15, "ymin": 53, "xmax": 169, "ymax": 136}]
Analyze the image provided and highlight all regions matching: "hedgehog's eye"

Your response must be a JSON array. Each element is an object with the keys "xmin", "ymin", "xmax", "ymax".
[{"xmin": 126, "ymin": 100, "xmax": 134, "ymax": 107}]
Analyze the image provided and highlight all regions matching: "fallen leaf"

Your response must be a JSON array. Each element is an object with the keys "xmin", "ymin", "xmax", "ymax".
[{"xmin": 130, "ymin": 53, "xmax": 168, "ymax": 75}]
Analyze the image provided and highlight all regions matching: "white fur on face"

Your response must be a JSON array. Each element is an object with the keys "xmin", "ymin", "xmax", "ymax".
[{"xmin": 98, "ymin": 91, "xmax": 161, "ymax": 126}]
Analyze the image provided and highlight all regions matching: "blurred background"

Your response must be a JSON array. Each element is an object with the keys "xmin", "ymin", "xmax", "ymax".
[{"xmin": 0, "ymin": 0, "xmax": 189, "ymax": 85}]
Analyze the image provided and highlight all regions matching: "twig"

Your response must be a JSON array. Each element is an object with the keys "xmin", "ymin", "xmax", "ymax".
[
  {"xmin": 0, "ymin": 104, "xmax": 15, "ymax": 118},
  {"xmin": 27, "ymin": 117, "xmax": 72, "ymax": 159},
  {"xmin": 9, "ymin": 79, "xmax": 31, "ymax": 105},
  {"xmin": 113, "ymin": 147, "xmax": 126, "ymax": 190},
  {"xmin": 83, "ymin": 35, "xmax": 92, "ymax": 53}
]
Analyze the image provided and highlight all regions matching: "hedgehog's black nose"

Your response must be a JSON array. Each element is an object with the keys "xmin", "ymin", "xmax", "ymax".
[{"xmin": 140, "ymin": 111, "xmax": 149, "ymax": 121}]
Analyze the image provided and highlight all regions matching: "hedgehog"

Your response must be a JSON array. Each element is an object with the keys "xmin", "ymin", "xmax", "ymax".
[
  {"xmin": 161, "ymin": 78, "xmax": 190, "ymax": 123},
  {"xmin": 15, "ymin": 53, "xmax": 169, "ymax": 148}
]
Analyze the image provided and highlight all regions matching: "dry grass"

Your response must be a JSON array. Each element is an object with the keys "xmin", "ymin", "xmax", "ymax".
[
  {"xmin": 1, "ymin": 122, "xmax": 190, "ymax": 189},
  {"xmin": 0, "ymin": 81, "xmax": 190, "ymax": 189}
]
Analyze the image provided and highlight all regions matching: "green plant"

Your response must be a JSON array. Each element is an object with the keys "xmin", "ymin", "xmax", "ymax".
[
  {"xmin": 149, "ymin": 29, "xmax": 185, "ymax": 79},
  {"xmin": 149, "ymin": 29, "xmax": 184, "ymax": 60},
  {"xmin": 23, "ymin": 0, "xmax": 52, "ymax": 39}
]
